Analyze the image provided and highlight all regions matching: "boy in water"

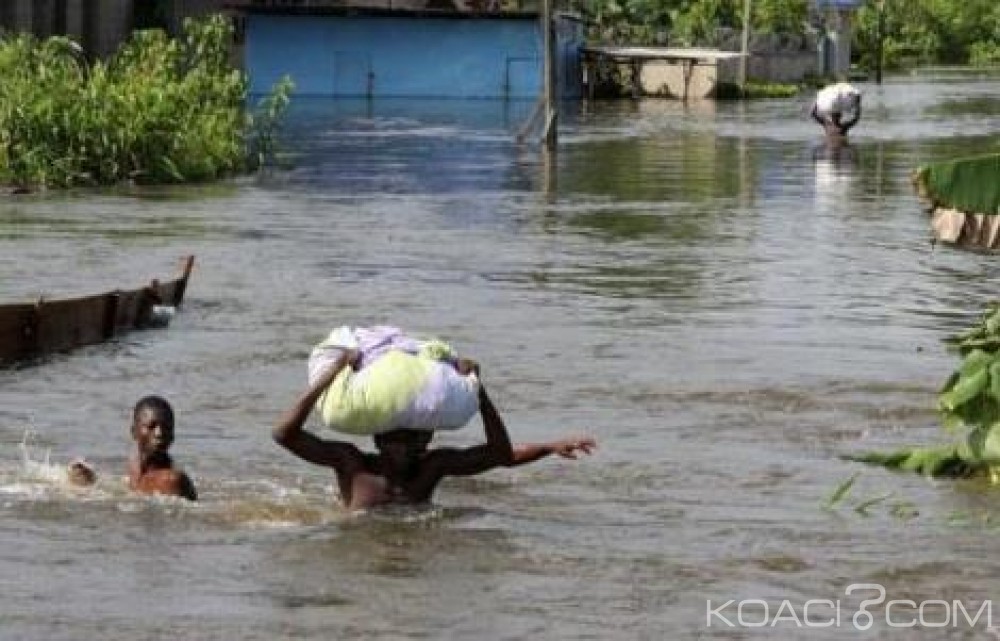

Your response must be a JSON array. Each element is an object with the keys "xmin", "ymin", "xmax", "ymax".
[
  {"xmin": 128, "ymin": 396, "xmax": 197, "ymax": 501},
  {"xmin": 273, "ymin": 350, "xmax": 595, "ymax": 511}
]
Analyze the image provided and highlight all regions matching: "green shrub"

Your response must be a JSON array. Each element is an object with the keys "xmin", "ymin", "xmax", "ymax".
[
  {"xmin": 847, "ymin": 304, "xmax": 1000, "ymax": 482},
  {"xmin": 853, "ymin": 0, "xmax": 1000, "ymax": 71},
  {"xmin": 0, "ymin": 14, "xmax": 292, "ymax": 189},
  {"xmin": 714, "ymin": 80, "xmax": 800, "ymax": 100}
]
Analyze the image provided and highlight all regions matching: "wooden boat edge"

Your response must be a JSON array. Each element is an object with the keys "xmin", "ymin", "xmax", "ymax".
[{"xmin": 0, "ymin": 256, "xmax": 195, "ymax": 366}]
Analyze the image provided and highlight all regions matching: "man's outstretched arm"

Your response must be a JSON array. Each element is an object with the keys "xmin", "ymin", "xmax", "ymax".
[
  {"xmin": 510, "ymin": 437, "xmax": 596, "ymax": 467},
  {"xmin": 273, "ymin": 350, "xmax": 364, "ymax": 473},
  {"xmin": 424, "ymin": 385, "xmax": 514, "ymax": 477},
  {"xmin": 423, "ymin": 385, "xmax": 595, "ymax": 479}
]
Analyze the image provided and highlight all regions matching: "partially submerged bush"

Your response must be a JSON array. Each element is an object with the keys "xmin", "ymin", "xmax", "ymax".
[
  {"xmin": 715, "ymin": 79, "xmax": 800, "ymax": 100},
  {"xmin": 848, "ymin": 304, "xmax": 1000, "ymax": 481},
  {"xmin": 0, "ymin": 15, "xmax": 292, "ymax": 189}
]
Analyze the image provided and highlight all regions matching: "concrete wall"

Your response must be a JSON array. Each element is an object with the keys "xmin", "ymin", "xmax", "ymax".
[
  {"xmin": 246, "ymin": 14, "xmax": 582, "ymax": 98},
  {"xmin": 639, "ymin": 57, "xmax": 739, "ymax": 99},
  {"xmin": 749, "ymin": 50, "xmax": 816, "ymax": 83},
  {"xmin": 713, "ymin": 29, "xmax": 821, "ymax": 84},
  {"xmin": 635, "ymin": 47, "xmax": 815, "ymax": 99}
]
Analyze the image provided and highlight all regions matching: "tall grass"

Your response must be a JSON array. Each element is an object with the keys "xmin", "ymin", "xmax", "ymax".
[{"xmin": 0, "ymin": 15, "xmax": 292, "ymax": 189}]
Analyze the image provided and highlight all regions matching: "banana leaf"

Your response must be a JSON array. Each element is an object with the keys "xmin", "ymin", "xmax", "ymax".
[
  {"xmin": 842, "ymin": 445, "xmax": 979, "ymax": 478},
  {"xmin": 916, "ymin": 153, "xmax": 1000, "ymax": 249},
  {"xmin": 915, "ymin": 153, "xmax": 1000, "ymax": 216}
]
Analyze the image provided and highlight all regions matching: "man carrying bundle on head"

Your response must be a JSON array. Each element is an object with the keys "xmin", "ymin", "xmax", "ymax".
[
  {"xmin": 273, "ymin": 326, "xmax": 595, "ymax": 511},
  {"xmin": 810, "ymin": 82, "xmax": 862, "ymax": 139}
]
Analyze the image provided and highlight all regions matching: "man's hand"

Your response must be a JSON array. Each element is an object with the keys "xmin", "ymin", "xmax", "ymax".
[
  {"xmin": 509, "ymin": 436, "xmax": 597, "ymax": 466},
  {"xmin": 551, "ymin": 437, "xmax": 596, "ymax": 459}
]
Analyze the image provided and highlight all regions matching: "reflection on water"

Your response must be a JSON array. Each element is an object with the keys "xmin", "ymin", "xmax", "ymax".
[
  {"xmin": 3, "ymin": 75, "xmax": 1000, "ymax": 639},
  {"xmin": 929, "ymin": 95, "xmax": 1000, "ymax": 116}
]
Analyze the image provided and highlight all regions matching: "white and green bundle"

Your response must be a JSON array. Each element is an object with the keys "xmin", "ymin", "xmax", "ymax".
[{"xmin": 308, "ymin": 326, "xmax": 480, "ymax": 436}]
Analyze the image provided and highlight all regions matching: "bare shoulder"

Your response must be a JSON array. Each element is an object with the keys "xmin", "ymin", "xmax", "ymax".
[{"xmin": 133, "ymin": 468, "xmax": 198, "ymax": 501}]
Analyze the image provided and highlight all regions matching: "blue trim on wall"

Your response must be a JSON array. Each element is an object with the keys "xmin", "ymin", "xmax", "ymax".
[{"xmin": 246, "ymin": 15, "xmax": 581, "ymax": 99}]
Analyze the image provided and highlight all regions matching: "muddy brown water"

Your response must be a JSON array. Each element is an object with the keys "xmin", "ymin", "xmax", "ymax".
[{"xmin": 2, "ymin": 74, "xmax": 1000, "ymax": 639}]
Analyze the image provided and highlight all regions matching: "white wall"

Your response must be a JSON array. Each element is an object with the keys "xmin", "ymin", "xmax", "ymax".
[{"xmin": 639, "ymin": 58, "xmax": 739, "ymax": 99}]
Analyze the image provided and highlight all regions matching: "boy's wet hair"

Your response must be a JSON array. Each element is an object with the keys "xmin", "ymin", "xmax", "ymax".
[
  {"xmin": 133, "ymin": 395, "xmax": 174, "ymax": 425},
  {"xmin": 67, "ymin": 460, "xmax": 97, "ymax": 486}
]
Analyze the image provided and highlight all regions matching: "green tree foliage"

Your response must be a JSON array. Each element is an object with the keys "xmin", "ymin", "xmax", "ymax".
[
  {"xmin": 579, "ymin": 0, "xmax": 999, "ymax": 69},
  {"xmin": 671, "ymin": 0, "xmax": 741, "ymax": 46},
  {"xmin": 853, "ymin": 0, "xmax": 1000, "ymax": 70},
  {"xmin": 0, "ymin": 15, "xmax": 292, "ymax": 189},
  {"xmin": 577, "ymin": 0, "xmax": 808, "ymax": 46},
  {"xmin": 752, "ymin": 0, "xmax": 808, "ymax": 36}
]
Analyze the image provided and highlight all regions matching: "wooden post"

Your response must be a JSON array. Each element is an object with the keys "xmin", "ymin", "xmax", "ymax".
[
  {"xmin": 542, "ymin": 146, "xmax": 557, "ymax": 199},
  {"xmin": 739, "ymin": 0, "xmax": 751, "ymax": 90},
  {"xmin": 541, "ymin": 0, "xmax": 557, "ymax": 149},
  {"xmin": 875, "ymin": 0, "xmax": 884, "ymax": 84}
]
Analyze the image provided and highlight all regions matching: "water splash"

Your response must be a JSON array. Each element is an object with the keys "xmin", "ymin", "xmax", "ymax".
[{"xmin": 1, "ymin": 431, "xmax": 101, "ymax": 499}]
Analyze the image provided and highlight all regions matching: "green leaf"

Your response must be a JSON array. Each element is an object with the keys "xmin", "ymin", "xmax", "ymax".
[
  {"xmin": 977, "ymin": 424, "xmax": 1000, "ymax": 461},
  {"xmin": 824, "ymin": 472, "xmax": 860, "ymax": 510},
  {"xmin": 888, "ymin": 501, "xmax": 919, "ymax": 521},
  {"xmin": 989, "ymin": 363, "xmax": 1000, "ymax": 403},
  {"xmin": 958, "ymin": 338, "xmax": 1000, "ymax": 353},
  {"xmin": 854, "ymin": 492, "xmax": 894, "ymax": 516},
  {"xmin": 959, "ymin": 349, "xmax": 994, "ymax": 377},
  {"xmin": 941, "ymin": 411, "xmax": 966, "ymax": 433},
  {"xmin": 159, "ymin": 156, "xmax": 184, "ymax": 182},
  {"xmin": 939, "ymin": 370, "xmax": 961, "ymax": 395},
  {"xmin": 940, "ymin": 367, "xmax": 989, "ymax": 411},
  {"xmin": 986, "ymin": 310, "xmax": 1000, "ymax": 336}
]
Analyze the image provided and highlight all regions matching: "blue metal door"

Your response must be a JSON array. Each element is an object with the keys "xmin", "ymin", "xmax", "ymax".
[{"xmin": 505, "ymin": 56, "xmax": 541, "ymax": 99}]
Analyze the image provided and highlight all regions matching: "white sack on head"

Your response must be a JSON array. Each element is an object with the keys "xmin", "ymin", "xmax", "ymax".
[
  {"xmin": 308, "ymin": 326, "xmax": 480, "ymax": 436},
  {"xmin": 814, "ymin": 82, "xmax": 861, "ymax": 117}
]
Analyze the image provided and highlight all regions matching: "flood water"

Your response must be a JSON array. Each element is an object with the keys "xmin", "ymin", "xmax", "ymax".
[{"xmin": 3, "ymin": 74, "xmax": 1000, "ymax": 639}]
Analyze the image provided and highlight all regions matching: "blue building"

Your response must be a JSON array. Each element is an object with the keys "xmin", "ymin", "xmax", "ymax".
[{"xmin": 235, "ymin": 5, "xmax": 583, "ymax": 100}]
